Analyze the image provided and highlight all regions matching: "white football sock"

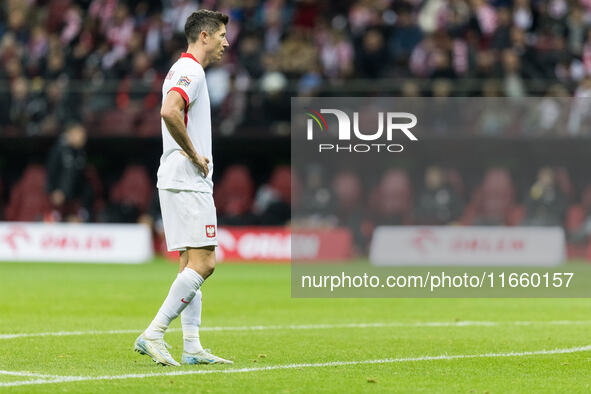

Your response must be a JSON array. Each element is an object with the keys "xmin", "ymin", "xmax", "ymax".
[
  {"xmin": 181, "ymin": 288, "xmax": 204, "ymax": 353},
  {"xmin": 144, "ymin": 268, "xmax": 204, "ymax": 340}
]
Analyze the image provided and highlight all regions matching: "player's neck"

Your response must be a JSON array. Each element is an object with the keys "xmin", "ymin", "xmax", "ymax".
[{"xmin": 186, "ymin": 46, "xmax": 208, "ymax": 68}]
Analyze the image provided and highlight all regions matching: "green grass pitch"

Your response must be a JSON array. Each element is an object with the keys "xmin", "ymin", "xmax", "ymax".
[{"xmin": 1, "ymin": 258, "xmax": 590, "ymax": 393}]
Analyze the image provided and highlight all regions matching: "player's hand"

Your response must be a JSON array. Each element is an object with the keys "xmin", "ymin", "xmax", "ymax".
[
  {"xmin": 194, "ymin": 154, "xmax": 210, "ymax": 177},
  {"xmin": 181, "ymin": 150, "xmax": 210, "ymax": 177}
]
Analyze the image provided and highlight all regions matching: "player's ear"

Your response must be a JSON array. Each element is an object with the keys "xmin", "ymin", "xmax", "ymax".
[{"xmin": 200, "ymin": 30, "xmax": 208, "ymax": 43}]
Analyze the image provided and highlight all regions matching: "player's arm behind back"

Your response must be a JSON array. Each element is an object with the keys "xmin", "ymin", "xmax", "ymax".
[{"xmin": 160, "ymin": 91, "xmax": 209, "ymax": 177}]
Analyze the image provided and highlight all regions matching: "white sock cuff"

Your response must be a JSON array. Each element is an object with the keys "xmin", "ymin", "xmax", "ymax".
[{"xmin": 181, "ymin": 267, "xmax": 205, "ymax": 290}]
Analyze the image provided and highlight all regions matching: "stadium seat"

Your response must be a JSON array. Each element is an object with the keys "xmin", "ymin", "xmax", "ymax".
[
  {"xmin": 331, "ymin": 171, "xmax": 369, "ymax": 244},
  {"xmin": 554, "ymin": 167, "xmax": 574, "ymax": 202},
  {"xmin": 5, "ymin": 165, "xmax": 51, "ymax": 221},
  {"xmin": 1, "ymin": 126, "xmax": 21, "ymax": 137},
  {"xmin": 446, "ymin": 168, "xmax": 466, "ymax": 198},
  {"xmin": 566, "ymin": 204, "xmax": 586, "ymax": 232},
  {"xmin": 268, "ymin": 165, "xmax": 291, "ymax": 204},
  {"xmin": 85, "ymin": 165, "xmax": 105, "ymax": 217},
  {"xmin": 99, "ymin": 109, "xmax": 136, "ymax": 136},
  {"xmin": 580, "ymin": 185, "xmax": 591, "ymax": 213},
  {"xmin": 584, "ymin": 241, "xmax": 591, "ymax": 261},
  {"xmin": 567, "ymin": 243, "xmax": 587, "ymax": 260},
  {"xmin": 214, "ymin": 165, "xmax": 254, "ymax": 216},
  {"xmin": 464, "ymin": 168, "xmax": 515, "ymax": 225},
  {"xmin": 109, "ymin": 165, "xmax": 154, "ymax": 213},
  {"xmin": 20, "ymin": 165, "xmax": 46, "ymax": 190},
  {"xmin": 369, "ymin": 169, "xmax": 413, "ymax": 225},
  {"xmin": 508, "ymin": 204, "xmax": 525, "ymax": 226},
  {"xmin": 332, "ymin": 171, "xmax": 363, "ymax": 211},
  {"xmin": 459, "ymin": 202, "xmax": 477, "ymax": 225},
  {"xmin": 290, "ymin": 169, "xmax": 302, "ymax": 209},
  {"xmin": 136, "ymin": 109, "xmax": 162, "ymax": 137}
]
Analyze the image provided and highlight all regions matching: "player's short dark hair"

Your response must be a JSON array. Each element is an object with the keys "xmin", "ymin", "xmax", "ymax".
[{"xmin": 185, "ymin": 10, "xmax": 229, "ymax": 43}]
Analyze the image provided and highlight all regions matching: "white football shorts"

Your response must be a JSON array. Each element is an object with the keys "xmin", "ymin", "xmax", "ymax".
[{"xmin": 158, "ymin": 189, "xmax": 218, "ymax": 251}]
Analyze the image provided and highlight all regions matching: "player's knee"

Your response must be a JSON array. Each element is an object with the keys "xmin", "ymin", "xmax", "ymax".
[
  {"xmin": 187, "ymin": 246, "xmax": 216, "ymax": 279},
  {"xmin": 200, "ymin": 254, "xmax": 216, "ymax": 278},
  {"xmin": 203, "ymin": 260, "xmax": 216, "ymax": 278}
]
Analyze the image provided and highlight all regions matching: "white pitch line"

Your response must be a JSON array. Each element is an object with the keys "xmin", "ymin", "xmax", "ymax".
[
  {"xmin": 0, "ymin": 329, "xmax": 150, "ymax": 340},
  {"xmin": 2, "ymin": 320, "xmax": 591, "ymax": 340},
  {"xmin": 1, "ymin": 345, "xmax": 590, "ymax": 388},
  {"xmin": 0, "ymin": 370, "xmax": 62, "ymax": 378}
]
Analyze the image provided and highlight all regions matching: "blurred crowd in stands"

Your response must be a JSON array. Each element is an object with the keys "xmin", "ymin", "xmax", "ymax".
[
  {"xmin": 6, "ymin": 1, "xmax": 591, "ymax": 254},
  {"xmin": 0, "ymin": 122, "xmax": 292, "ymax": 252},
  {"xmin": 2, "ymin": 117, "xmax": 591, "ymax": 258},
  {"xmin": 5, "ymin": 0, "xmax": 591, "ymax": 136},
  {"xmin": 3, "ymin": 125, "xmax": 591, "ymax": 254},
  {"xmin": 292, "ymin": 163, "xmax": 591, "ymax": 254}
]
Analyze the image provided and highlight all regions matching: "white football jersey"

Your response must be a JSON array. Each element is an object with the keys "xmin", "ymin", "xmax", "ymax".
[{"xmin": 157, "ymin": 52, "xmax": 213, "ymax": 193}]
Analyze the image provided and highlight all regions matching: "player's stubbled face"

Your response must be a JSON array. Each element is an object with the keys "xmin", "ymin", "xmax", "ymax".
[{"xmin": 209, "ymin": 25, "xmax": 229, "ymax": 63}]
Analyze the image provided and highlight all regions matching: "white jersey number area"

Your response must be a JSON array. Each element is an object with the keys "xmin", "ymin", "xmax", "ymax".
[{"xmin": 157, "ymin": 53, "xmax": 213, "ymax": 193}]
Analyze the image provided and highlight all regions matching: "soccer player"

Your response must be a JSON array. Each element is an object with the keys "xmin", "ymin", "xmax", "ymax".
[{"xmin": 134, "ymin": 10, "xmax": 231, "ymax": 366}]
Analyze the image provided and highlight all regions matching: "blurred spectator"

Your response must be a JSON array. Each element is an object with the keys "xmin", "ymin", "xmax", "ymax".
[
  {"xmin": 513, "ymin": 0, "xmax": 533, "ymax": 31},
  {"xmin": 492, "ymin": 7, "xmax": 512, "ymax": 50},
  {"xmin": 320, "ymin": 29, "xmax": 354, "ymax": 79},
  {"xmin": 278, "ymin": 31, "xmax": 317, "ymax": 77},
  {"xmin": 119, "ymin": 51, "xmax": 159, "ymax": 112},
  {"xmin": 102, "ymin": 4, "xmax": 135, "ymax": 70},
  {"xmin": 521, "ymin": 167, "xmax": 567, "ymax": 226},
  {"xmin": 293, "ymin": 164, "xmax": 334, "ymax": 226},
  {"xmin": 145, "ymin": 13, "xmax": 165, "ymax": 57},
  {"xmin": 44, "ymin": 49, "xmax": 68, "ymax": 80},
  {"xmin": 27, "ymin": 24, "xmax": 49, "ymax": 69},
  {"xmin": 215, "ymin": 165, "xmax": 257, "ymax": 225},
  {"xmin": 415, "ymin": 166, "xmax": 463, "ymax": 225},
  {"xmin": 388, "ymin": 7, "xmax": 422, "ymax": 64},
  {"xmin": 254, "ymin": 166, "xmax": 291, "ymax": 225},
  {"xmin": 4, "ymin": 0, "xmax": 591, "ymax": 135},
  {"xmin": 371, "ymin": 169, "xmax": 412, "ymax": 226},
  {"xmin": 163, "ymin": 0, "xmax": 198, "ymax": 34},
  {"xmin": 566, "ymin": 6, "xmax": 585, "ymax": 56},
  {"xmin": 260, "ymin": 54, "xmax": 290, "ymax": 129},
  {"xmin": 7, "ymin": 77, "xmax": 28, "ymax": 130},
  {"xmin": 60, "ymin": 4, "xmax": 83, "ymax": 46},
  {"xmin": 501, "ymin": 49, "xmax": 526, "ymax": 97},
  {"xmin": 471, "ymin": 0, "xmax": 497, "ymax": 37},
  {"xmin": 332, "ymin": 171, "xmax": 368, "ymax": 253},
  {"xmin": 238, "ymin": 34, "xmax": 264, "ymax": 79},
  {"xmin": 40, "ymin": 80, "xmax": 71, "ymax": 135},
  {"xmin": 432, "ymin": 49, "xmax": 456, "ymax": 80},
  {"xmin": 472, "ymin": 50, "xmax": 500, "ymax": 79},
  {"xmin": 510, "ymin": 27, "xmax": 538, "ymax": 78},
  {"xmin": 471, "ymin": 168, "xmax": 515, "ymax": 225},
  {"xmin": 410, "ymin": 35, "xmax": 435, "ymax": 77},
  {"xmin": 99, "ymin": 165, "xmax": 154, "ymax": 223},
  {"xmin": 46, "ymin": 123, "xmax": 93, "ymax": 222},
  {"xmin": 357, "ymin": 28, "xmax": 388, "ymax": 78},
  {"xmin": 7, "ymin": 7, "xmax": 28, "ymax": 44}
]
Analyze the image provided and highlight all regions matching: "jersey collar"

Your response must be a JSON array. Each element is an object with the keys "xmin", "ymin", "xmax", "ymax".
[{"xmin": 180, "ymin": 52, "xmax": 201, "ymax": 64}]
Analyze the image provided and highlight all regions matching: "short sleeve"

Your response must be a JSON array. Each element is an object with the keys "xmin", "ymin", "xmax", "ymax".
[{"xmin": 168, "ymin": 73, "xmax": 202, "ymax": 106}]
